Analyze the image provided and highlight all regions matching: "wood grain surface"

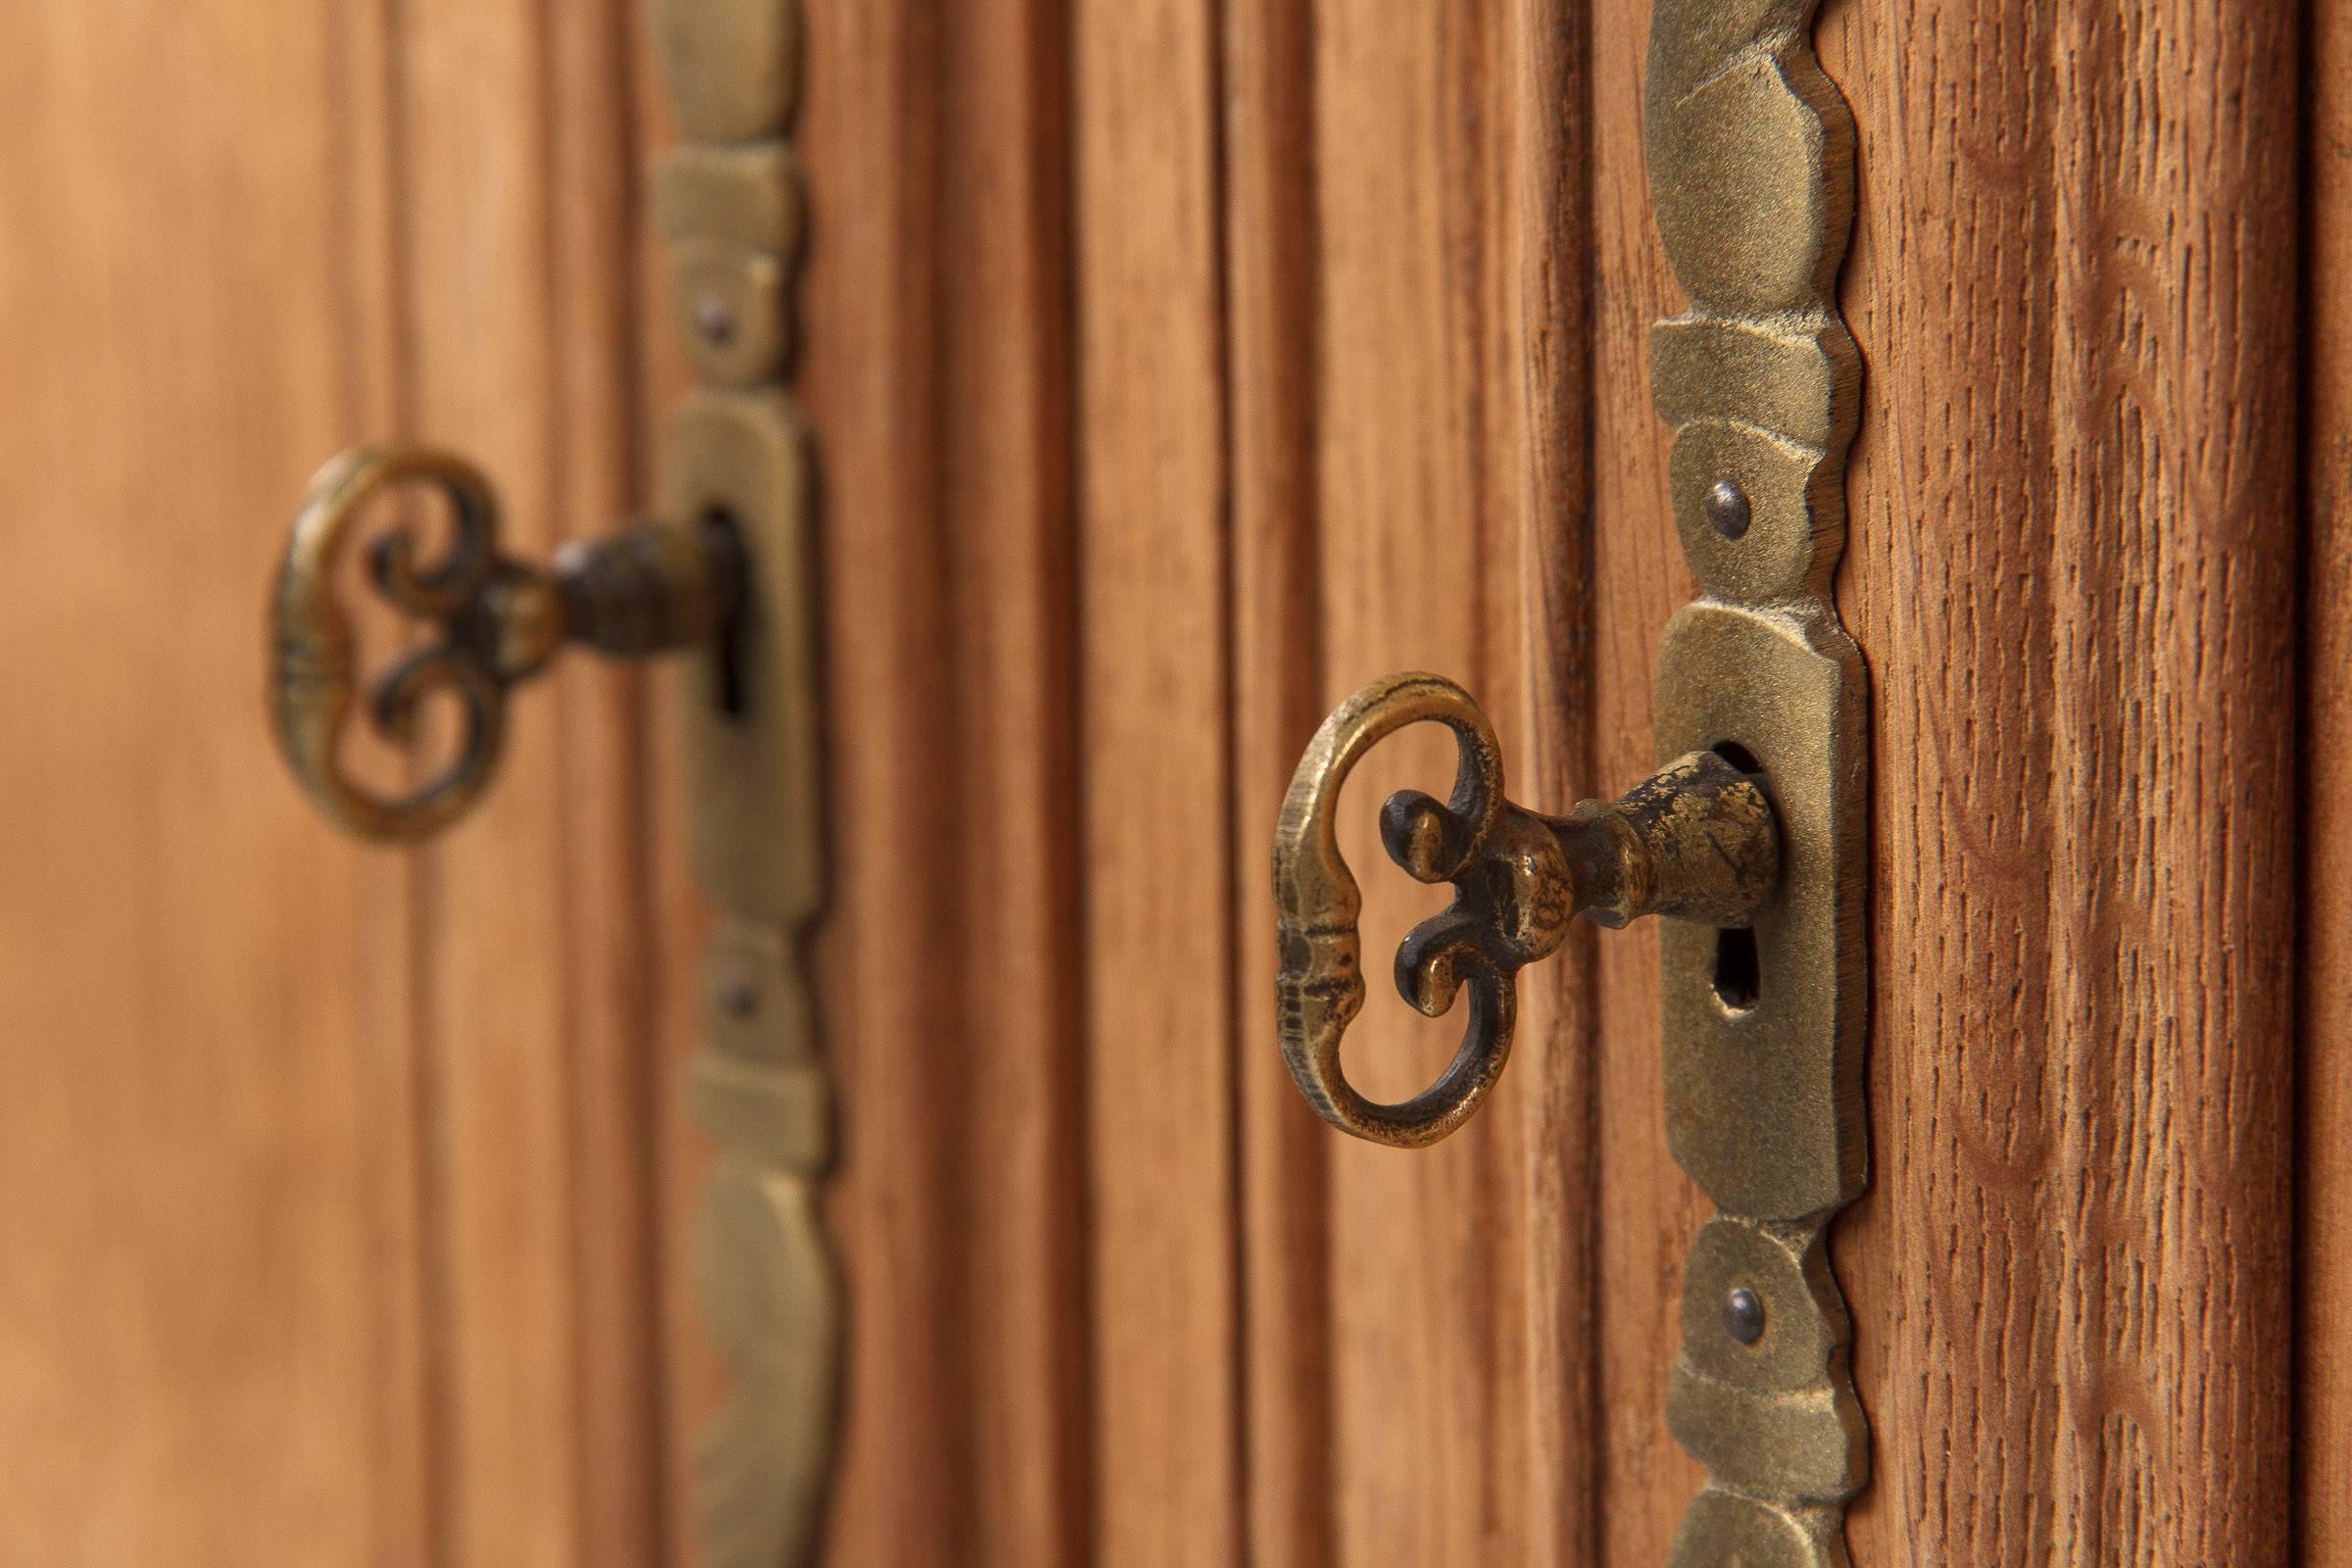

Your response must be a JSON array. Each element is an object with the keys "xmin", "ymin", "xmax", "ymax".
[
  {"xmin": 1825, "ymin": 4, "xmax": 2300, "ymax": 1564},
  {"xmin": 706, "ymin": 0, "xmax": 2307, "ymax": 1558},
  {"xmin": 0, "ymin": 2, "xmax": 664, "ymax": 1565},
  {"xmin": 1224, "ymin": 2, "xmax": 1341, "ymax": 1561},
  {"xmin": 2306, "ymin": 0, "xmax": 2352, "ymax": 1558},
  {"xmin": 774, "ymin": 0, "xmax": 1091, "ymax": 1561},
  {"xmin": 1299, "ymin": 5, "xmax": 1600, "ymax": 1565},
  {"xmin": 1588, "ymin": 0, "xmax": 1710, "ymax": 1557},
  {"xmin": 0, "ymin": 0, "xmax": 2317, "ymax": 1564},
  {"xmin": 398, "ymin": 2, "xmax": 664, "ymax": 1562},
  {"xmin": 1071, "ymin": 0, "xmax": 1243, "ymax": 1560},
  {"xmin": 0, "ymin": 11, "xmax": 427, "ymax": 1561}
]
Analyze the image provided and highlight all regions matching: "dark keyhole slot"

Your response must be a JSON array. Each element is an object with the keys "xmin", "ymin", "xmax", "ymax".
[
  {"xmin": 1712, "ymin": 739, "xmax": 1763, "ymax": 774},
  {"xmin": 701, "ymin": 508, "xmax": 752, "ymax": 721},
  {"xmin": 1708, "ymin": 742, "xmax": 1765, "ymax": 1011},
  {"xmin": 1714, "ymin": 926, "xmax": 1761, "ymax": 1011}
]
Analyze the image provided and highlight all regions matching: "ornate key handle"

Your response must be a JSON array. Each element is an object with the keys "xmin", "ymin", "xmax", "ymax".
[
  {"xmin": 269, "ymin": 443, "xmax": 742, "ymax": 842},
  {"xmin": 1273, "ymin": 671, "xmax": 1780, "ymax": 1149}
]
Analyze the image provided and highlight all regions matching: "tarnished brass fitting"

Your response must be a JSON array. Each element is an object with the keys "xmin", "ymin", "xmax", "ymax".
[
  {"xmin": 1272, "ymin": 671, "xmax": 1779, "ymax": 1149},
  {"xmin": 269, "ymin": 444, "xmax": 742, "ymax": 842}
]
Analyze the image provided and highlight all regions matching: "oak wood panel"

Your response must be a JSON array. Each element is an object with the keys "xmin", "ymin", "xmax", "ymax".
[
  {"xmin": 1223, "ymin": 1, "xmax": 1339, "ymax": 1563},
  {"xmin": 0, "ymin": 2, "xmax": 664, "ymax": 1562},
  {"xmin": 1586, "ymin": 1, "xmax": 1707, "ymax": 1559},
  {"xmin": 1293, "ymin": 4, "xmax": 1598, "ymax": 1564},
  {"xmin": 1825, "ymin": 5, "xmax": 2300, "ymax": 1564},
  {"xmin": 0, "ymin": 7, "xmax": 430, "ymax": 1562},
  {"xmin": 7, "ymin": 3, "xmax": 2313, "ymax": 1564},
  {"xmin": 763, "ymin": 0, "xmax": 1091, "ymax": 1563},
  {"xmin": 539, "ymin": 7, "xmax": 668, "ymax": 1563},
  {"xmin": 2305, "ymin": 0, "xmax": 2352, "ymax": 1554},
  {"xmin": 1505, "ymin": 5, "xmax": 1602, "ymax": 1559},
  {"xmin": 634, "ymin": 19, "xmax": 715, "ymax": 1568},
  {"xmin": 765, "ymin": 2, "xmax": 971, "ymax": 1555},
  {"xmin": 737, "ymin": 3, "xmax": 2309, "ymax": 1561},
  {"xmin": 397, "ymin": 3, "xmax": 664, "ymax": 1562},
  {"xmin": 922, "ymin": 6, "xmax": 1088, "ymax": 1559},
  {"xmin": 1072, "ymin": 0, "xmax": 1242, "ymax": 1561}
]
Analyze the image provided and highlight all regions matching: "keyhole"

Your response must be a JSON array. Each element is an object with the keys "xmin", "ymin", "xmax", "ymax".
[
  {"xmin": 1713, "ymin": 927, "xmax": 1761, "ymax": 1011},
  {"xmin": 701, "ymin": 507, "xmax": 751, "ymax": 721},
  {"xmin": 1710, "ymin": 741, "xmax": 1764, "ymax": 1012}
]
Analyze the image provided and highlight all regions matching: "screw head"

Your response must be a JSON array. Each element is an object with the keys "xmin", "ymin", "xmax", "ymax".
[
  {"xmin": 695, "ymin": 292, "xmax": 738, "ymax": 347},
  {"xmin": 1724, "ymin": 1286, "xmax": 1766, "ymax": 1344},
  {"xmin": 718, "ymin": 976, "xmax": 760, "ymax": 1019},
  {"xmin": 1703, "ymin": 478, "xmax": 1751, "ymax": 540}
]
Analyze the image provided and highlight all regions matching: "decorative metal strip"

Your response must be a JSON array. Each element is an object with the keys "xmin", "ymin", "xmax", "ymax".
[
  {"xmin": 1643, "ymin": 2, "xmax": 1870, "ymax": 1563},
  {"xmin": 651, "ymin": 2, "xmax": 840, "ymax": 1564}
]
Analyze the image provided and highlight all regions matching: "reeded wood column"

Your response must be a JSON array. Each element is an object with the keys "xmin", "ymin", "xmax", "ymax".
[{"xmin": 1824, "ymin": 7, "xmax": 2301, "ymax": 1564}]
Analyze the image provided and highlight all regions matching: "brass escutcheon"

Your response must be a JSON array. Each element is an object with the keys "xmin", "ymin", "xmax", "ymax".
[
  {"xmin": 1272, "ymin": 671, "xmax": 1780, "ymax": 1149},
  {"xmin": 268, "ymin": 443, "xmax": 742, "ymax": 842}
]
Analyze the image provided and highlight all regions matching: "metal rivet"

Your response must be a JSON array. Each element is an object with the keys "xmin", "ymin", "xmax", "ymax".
[
  {"xmin": 695, "ymin": 293, "xmax": 738, "ymax": 346},
  {"xmin": 719, "ymin": 976, "xmax": 760, "ymax": 1018},
  {"xmin": 1704, "ymin": 478, "xmax": 1751, "ymax": 540},
  {"xmin": 1724, "ymin": 1286, "xmax": 1766, "ymax": 1344}
]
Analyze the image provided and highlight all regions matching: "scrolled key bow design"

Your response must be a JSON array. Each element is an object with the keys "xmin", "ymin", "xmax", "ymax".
[
  {"xmin": 269, "ymin": 443, "xmax": 740, "ymax": 842},
  {"xmin": 1272, "ymin": 672, "xmax": 1783, "ymax": 1148}
]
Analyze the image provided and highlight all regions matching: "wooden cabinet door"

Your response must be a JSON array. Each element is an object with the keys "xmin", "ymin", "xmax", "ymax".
[
  {"xmin": 1, "ymin": 4, "xmax": 670, "ymax": 1565},
  {"xmin": 808, "ymin": 1, "xmax": 2318, "ymax": 1564},
  {"xmin": 1, "ymin": 1, "xmax": 2333, "ymax": 1566}
]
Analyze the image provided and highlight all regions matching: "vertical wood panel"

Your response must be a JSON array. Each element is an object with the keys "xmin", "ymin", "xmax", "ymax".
[
  {"xmin": 0, "ymin": 1, "xmax": 675, "ymax": 1561},
  {"xmin": 342, "ymin": 8, "xmax": 441, "ymax": 1556},
  {"xmin": 1585, "ymin": 0, "xmax": 1704, "ymax": 1560},
  {"xmin": 1308, "ymin": 27, "xmax": 1483, "ymax": 1551},
  {"xmin": 932, "ymin": 4, "xmax": 1089, "ymax": 1557},
  {"xmin": 543, "ymin": 6, "xmax": 666, "ymax": 1563},
  {"xmin": 1826, "ymin": 4, "xmax": 2300, "ymax": 1563},
  {"xmin": 780, "ymin": 5, "xmax": 964, "ymax": 1558},
  {"xmin": 1826, "ymin": 0, "xmax": 2063, "ymax": 1547},
  {"xmin": 0, "ymin": 5, "xmax": 433, "ymax": 1561},
  {"xmin": 1223, "ymin": 0, "xmax": 1337, "ymax": 1562},
  {"xmin": 2306, "ymin": 0, "xmax": 2352, "ymax": 1556},
  {"xmin": 1504, "ymin": 4, "xmax": 1600, "ymax": 1558},
  {"xmin": 780, "ymin": 0, "xmax": 1090, "ymax": 1563},
  {"xmin": 399, "ymin": 2, "xmax": 662, "ymax": 1562},
  {"xmin": 1073, "ymin": 0, "xmax": 1241, "ymax": 1560},
  {"xmin": 1296, "ymin": 4, "xmax": 1596, "ymax": 1564},
  {"xmin": 3, "ymin": 3, "xmax": 2320, "ymax": 1564}
]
